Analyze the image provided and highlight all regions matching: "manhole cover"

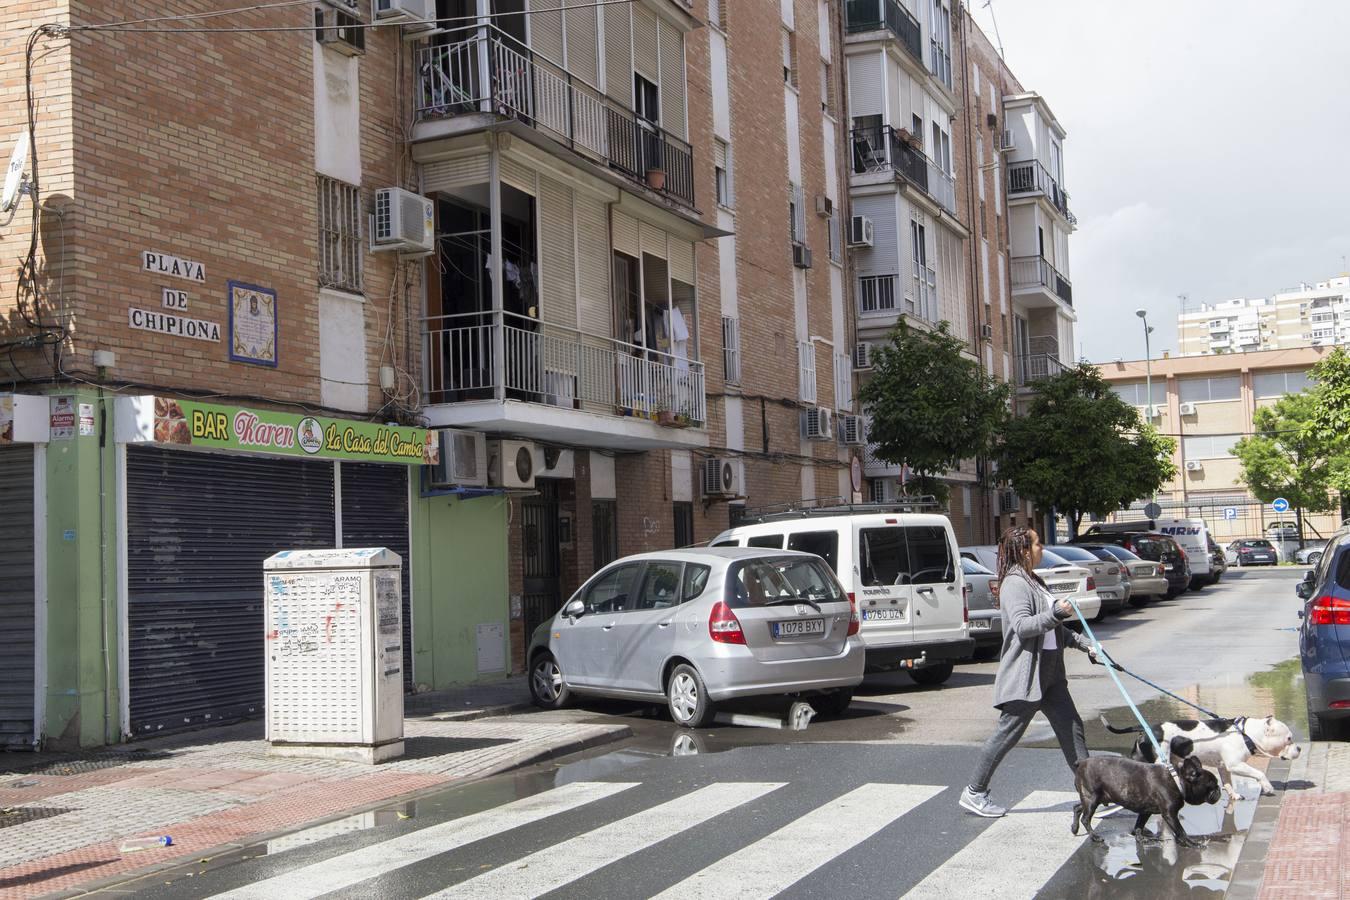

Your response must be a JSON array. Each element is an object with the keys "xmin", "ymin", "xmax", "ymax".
[{"xmin": 0, "ymin": 807, "xmax": 72, "ymax": 829}]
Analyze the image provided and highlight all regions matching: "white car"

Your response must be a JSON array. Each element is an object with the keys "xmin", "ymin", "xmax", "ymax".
[{"xmin": 961, "ymin": 546, "xmax": 1104, "ymax": 623}]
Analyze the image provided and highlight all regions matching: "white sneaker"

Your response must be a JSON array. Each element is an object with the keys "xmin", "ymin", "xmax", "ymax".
[{"xmin": 959, "ymin": 786, "xmax": 1007, "ymax": 818}]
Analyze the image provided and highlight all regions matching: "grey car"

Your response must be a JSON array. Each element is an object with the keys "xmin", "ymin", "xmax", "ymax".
[
  {"xmin": 1296, "ymin": 540, "xmax": 1330, "ymax": 566},
  {"xmin": 1076, "ymin": 543, "xmax": 1169, "ymax": 606},
  {"xmin": 1046, "ymin": 544, "xmax": 1127, "ymax": 614},
  {"xmin": 961, "ymin": 557, "xmax": 1000, "ymax": 658},
  {"xmin": 527, "ymin": 548, "xmax": 865, "ymax": 727}
]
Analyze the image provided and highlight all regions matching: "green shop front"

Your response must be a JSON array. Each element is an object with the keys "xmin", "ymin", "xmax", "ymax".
[{"xmin": 114, "ymin": 396, "xmax": 437, "ymax": 737}]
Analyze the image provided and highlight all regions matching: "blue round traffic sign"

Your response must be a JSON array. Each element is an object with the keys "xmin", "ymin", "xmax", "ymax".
[{"xmin": 1272, "ymin": 497, "xmax": 1290, "ymax": 513}]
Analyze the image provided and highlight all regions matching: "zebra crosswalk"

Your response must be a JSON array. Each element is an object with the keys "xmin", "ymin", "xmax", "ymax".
[{"xmin": 195, "ymin": 778, "xmax": 1104, "ymax": 900}]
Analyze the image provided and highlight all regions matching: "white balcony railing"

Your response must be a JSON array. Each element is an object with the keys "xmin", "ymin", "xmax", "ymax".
[{"xmin": 424, "ymin": 312, "xmax": 705, "ymax": 425}]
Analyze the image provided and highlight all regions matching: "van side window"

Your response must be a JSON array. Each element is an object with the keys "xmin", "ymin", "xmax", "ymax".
[
  {"xmin": 747, "ymin": 534, "xmax": 785, "ymax": 549},
  {"xmin": 788, "ymin": 530, "xmax": 840, "ymax": 573},
  {"xmin": 906, "ymin": 525, "xmax": 954, "ymax": 584},
  {"xmin": 859, "ymin": 527, "xmax": 906, "ymax": 586}
]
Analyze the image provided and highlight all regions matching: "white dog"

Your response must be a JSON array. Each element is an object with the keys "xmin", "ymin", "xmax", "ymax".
[{"xmin": 1104, "ymin": 715, "xmax": 1301, "ymax": 799}]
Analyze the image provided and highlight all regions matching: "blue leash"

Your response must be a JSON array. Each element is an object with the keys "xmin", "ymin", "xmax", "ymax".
[{"xmin": 1103, "ymin": 660, "xmax": 1225, "ymax": 721}]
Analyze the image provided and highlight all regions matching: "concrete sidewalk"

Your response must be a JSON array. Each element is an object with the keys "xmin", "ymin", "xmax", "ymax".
[
  {"xmin": 0, "ymin": 681, "xmax": 629, "ymax": 899},
  {"xmin": 1230, "ymin": 741, "xmax": 1350, "ymax": 900}
]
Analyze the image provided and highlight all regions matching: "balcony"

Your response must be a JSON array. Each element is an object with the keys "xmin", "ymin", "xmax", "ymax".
[
  {"xmin": 851, "ymin": 124, "xmax": 957, "ymax": 215},
  {"xmin": 845, "ymin": 0, "xmax": 923, "ymax": 67},
  {"xmin": 423, "ymin": 312, "xmax": 707, "ymax": 450},
  {"xmin": 1017, "ymin": 336, "xmax": 1068, "ymax": 386},
  {"xmin": 1010, "ymin": 255, "xmax": 1073, "ymax": 307},
  {"xmin": 1007, "ymin": 159, "xmax": 1075, "ymax": 226},
  {"xmin": 855, "ymin": 272, "xmax": 937, "ymax": 326},
  {"xmin": 415, "ymin": 27, "xmax": 694, "ymax": 208}
]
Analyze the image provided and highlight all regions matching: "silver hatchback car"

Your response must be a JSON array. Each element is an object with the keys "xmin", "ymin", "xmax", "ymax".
[{"xmin": 527, "ymin": 548, "xmax": 865, "ymax": 727}]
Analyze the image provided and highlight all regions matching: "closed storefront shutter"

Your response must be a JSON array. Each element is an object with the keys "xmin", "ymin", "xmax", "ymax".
[
  {"xmin": 539, "ymin": 176, "xmax": 578, "ymax": 331},
  {"xmin": 0, "ymin": 446, "xmax": 35, "ymax": 748},
  {"xmin": 126, "ymin": 447, "xmax": 336, "ymax": 736},
  {"xmin": 338, "ymin": 463, "xmax": 413, "ymax": 691}
]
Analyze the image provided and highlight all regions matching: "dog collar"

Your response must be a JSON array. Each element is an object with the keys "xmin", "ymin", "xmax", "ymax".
[{"xmin": 1232, "ymin": 716, "xmax": 1261, "ymax": 756}]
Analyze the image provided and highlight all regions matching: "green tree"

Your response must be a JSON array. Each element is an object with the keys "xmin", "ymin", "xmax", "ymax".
[
  {"xmin": 858, "ymin": 320, "xmax": 1009, "ymax": 504},
  {"xmin": 1233, "ymin": 392, "xmax": 1341, "ymax": 542},
  {"xmin": 997, "ymin": 365, "xmax": 1176, "ymax": 538},
  {"xmin": 1309, "ymin": 348, "xmax": 1350, "ymax": 497}
]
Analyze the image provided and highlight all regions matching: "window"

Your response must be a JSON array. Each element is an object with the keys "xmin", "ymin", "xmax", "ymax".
[
  {"xmin": 859, "ymin": 527, "xmax": 905, "ymax": 586},
  {"xmin": 910, "ymin": 219, "xmax": 935, "ymax": 320},
  {"xmin": 1253, "ymin": 370, "xmax": 1313, "ymax": 398},
  {"xmin": 673, "ymin": 501, "xmax": 694, "ymax": 548},
  {"xmin": 682, "ymin": 564, "xmax": 711, "ymax": 600},
  {"xmin": 317, "ymin": 175, "xmax": 363, "ymax": 293},
  {"xmin": 906, "ymin": 525, "xmax": 954, "ymax": 585},
  {"xmin": 782, "ymin": 29, "xmax": 797, "ymax": 86},
  {"xmin": 722, "ymin": 315, "xmax": 742, "ymax": 384},
  {"xmin": 834, "ymin": 351, "xmax": 852, "ymax": 411},
  {"xmin": 584, "ymin": 563, "xmax": 641, "ymax": 614},
  {"xmin": 798, "ymin": 340, "xmax": 817, "ymax": 403},
  {"xmin": 789, "ymin": 182, "xmax": 806, "ymax": 243},
  {"xmin": 1182, "ymin": 435, "xmax": 1237, "ymax": 460},
  {"xmin": 787, "ymin": 530, "xmax": 840, "ymax": 573},
  {"xmin": 1178, "ymin": 375, "xmax": 1241, "ymax": 403},
  {"xmin": 828, "ymin": 211, "xmax": 841, "ymax": 262},
  {"xmin": 748, "ymin": 534, "xmax": 785, "ymax": 549},
  {"xmin": 593, "ymin": 500, "xmax": 619, "ymax": 569},
  {"xmin": 635, "ymin": 561, "xmax": 683, "ymax": 610},
  {"xmin": 634, "ymin": 74, "xmax": 659, "ymax": 124},
  {"xmin": 714, "ymin": 139, "xmax": 732, "ymax": 207},
  {"xmin": 709, "ymin": 0, "xmax": 727, "ymax": 30},
  {"xmin": 727, "ymin": 556, "xmax": 842, "ymax": 609},
  {"xmin": 1111, "ymin": 382, "xmax": 1166, "ymax": 407},
  {"xmin": 911, "ymin": 113, "xmax": 923, "ymax": 142},
  {"xmin": 979, "ymin": 200, "xmax": 987, "ymax": 237},
  {"xmin": 820, "ymin": 60, "xmax": 834, "ymax": 116}
]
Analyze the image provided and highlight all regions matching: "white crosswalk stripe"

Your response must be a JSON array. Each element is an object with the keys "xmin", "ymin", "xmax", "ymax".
[
  {"xmin": 652, "ymin": 782, "xmax": 945, "ymax": 900},
  {"xmin": 897, "ymin": 790, "xmax": 1085, "ymax": 900},
  {"xmin": 208, "ymin": 780, "xmax": 637, "ymax": 900},
  {"xmin": 422, "ymin": 781, "xmax": 785, "ymax": 899}
]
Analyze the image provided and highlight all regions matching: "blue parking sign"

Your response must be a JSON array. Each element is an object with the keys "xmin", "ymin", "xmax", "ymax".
[
  {"xmin": 1272, "ymin": 497, "xmax": 1290, "ymax": 513},
  {"xmin": 1223, "ymin": 507, "xmax": 1237, "ymax": 521}
]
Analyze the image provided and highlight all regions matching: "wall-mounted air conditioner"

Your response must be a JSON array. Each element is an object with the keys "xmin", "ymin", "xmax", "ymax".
[
  {"xmin": 814, "ymin": 194, "xmax": 833, "ymax": 217},
  {"xmin": 1185, "ymin": 460, "xmax": 1204, "ymax": 472},
  {"xmin": 488, "ymin": 439, "xmax": 539, "ymax": 490},
  {"xmin": 847, "ymin": 215, "xmax": 874, "ymax": 248},
  {"xmin": 853, "ymin": 341, "xmax": 873, "ymax": 370},
  {"xmin": 792, "ymin": 243, "xmax": 813, "ymax": 269},
  {"xmin": 703, "ymin": 457, "xmax": 746, "ymax": 498},
  {"xmin": 374, "ymin": 0, "xmax": 435, "ymax": 27},
  {"xmin": 371, "ymin": 187, "xmax": 434, "ymax": 255},
  {"xmin": 539, "ymin": 447, "xmax": 575, "ymax": 480},
  {"xmin": 804, "ymin": 406, "xmax": 834, "ymax": 441},
  {"xmin": 1147, "ymin": 404, "xmax": 1165, "ymax": 418},
  {"xmin": 1178, "ymin": 402, "xmax": 1197, "ymax": 416},
  {"xmin": 315, "ymin": 7, "xmax": 366, "ymax": 56},
  {"xmin": 840, "ymin": 414, "xmax": 866, "ymax": 446},
  {"xmin": 429, "ymin": 429, "xmax": 488, "ymax": 488}
]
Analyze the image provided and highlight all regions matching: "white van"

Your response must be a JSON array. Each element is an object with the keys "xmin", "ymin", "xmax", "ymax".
[
  {"xmin": 709, "ymin": 510, "xmax": 972, "ymax": 682},
  {"xmin": 1082, "ymin": 518, "xmax": 1216, "ymax": 588}
]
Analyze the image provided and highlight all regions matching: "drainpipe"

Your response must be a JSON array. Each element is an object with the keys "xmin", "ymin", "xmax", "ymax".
[{"xmin": 98, "ymin": 389, "xmax": 113, "ymax": 743}]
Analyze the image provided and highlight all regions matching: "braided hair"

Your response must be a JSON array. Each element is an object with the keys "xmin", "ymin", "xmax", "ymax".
[{"xmin": 997, "ymin": 526, "xmax": 1047, "ymax": 587}]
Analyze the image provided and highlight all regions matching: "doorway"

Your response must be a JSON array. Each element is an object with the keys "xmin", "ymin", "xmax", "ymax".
[{"xmin": 522, "ymin": 480, "xmax": 563, "ymax": 642}]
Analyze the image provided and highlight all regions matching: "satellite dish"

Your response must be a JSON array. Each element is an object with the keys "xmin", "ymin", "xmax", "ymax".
[{"xmin": 1, "ymin": 130, "xmax": 31, "ymax": 213}]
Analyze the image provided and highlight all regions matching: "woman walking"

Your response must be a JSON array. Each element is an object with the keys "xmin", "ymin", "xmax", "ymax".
[{"xmin": 960, "ymin": 526, "xmax": 1102, "ymax": 818}]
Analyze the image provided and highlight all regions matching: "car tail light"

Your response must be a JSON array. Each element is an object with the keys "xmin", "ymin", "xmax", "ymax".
[
  {"xmin": 709, "ymin": 600, "xmax": 746, "ymax": 643},
  {"xmin": 1330, "ymin": 700, "xmax": 1350, "ymax": 710},
  {"xmin": 846, "ymin": 592, "xmax": 860, "ymax": 636},
  {"xmin": 1309, "ymin": 596, "xmax": 1350, "ymax": 627},
  {"xmin": 961, "ymin": 584, "xmax": 971, "ymax": 622},
  {"xmin": 1156, "ymin": 563, "xmax": 1165, "ymax": 576},
  {"xmin": 1086, "ymin": 576, "xmax": 1096, "ymax": 591}
]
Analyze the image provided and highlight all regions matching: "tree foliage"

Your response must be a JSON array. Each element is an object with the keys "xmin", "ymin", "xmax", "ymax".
[
  {"xmin": 997, "ymin": 364, "xmax": 1176, "ymax": 537},
  {"xmin": 858, "ymin": 321, "xmax": 1009, "ymax": 503},
  {"xmin": 1308, "ymin": 347, "xmax": 1350, "ymax": 495},
  {"xmin": 1234, "ymin": 391, "xmax": 1340, "ymax": 512}
]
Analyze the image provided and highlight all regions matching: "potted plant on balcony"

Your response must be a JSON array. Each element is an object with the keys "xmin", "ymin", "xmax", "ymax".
[{"xmin": 646, "ymin": 166, "xmax": 667, "ymax": 191}]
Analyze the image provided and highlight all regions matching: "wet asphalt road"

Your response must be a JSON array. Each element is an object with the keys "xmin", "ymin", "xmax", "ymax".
[{"xmin": 105, "ymin": 567, "xmax": 1305, "ymax": 899}]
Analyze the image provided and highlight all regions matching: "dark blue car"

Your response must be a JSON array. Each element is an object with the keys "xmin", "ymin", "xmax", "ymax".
[{"xmin": 1296, "ymin": 531, "xmax": 1350, "ymax": 740}]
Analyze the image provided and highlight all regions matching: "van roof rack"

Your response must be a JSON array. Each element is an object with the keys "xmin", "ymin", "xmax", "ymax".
[{"xmin": 733, "ymin": 494, "xmax": 942, "ymax": 525}]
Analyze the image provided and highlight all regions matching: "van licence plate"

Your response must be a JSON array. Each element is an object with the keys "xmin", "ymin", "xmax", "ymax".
[
  {"xmin": 970, "ymin": 619, "xmax": 992, "ymax": 630},
  {"xmin": 862, "ymin": 608, "xmax": 904, "ymax": 621},
  {"xmin": 773, "ymin": 618, "xmax": 826, "ymax": 638}
]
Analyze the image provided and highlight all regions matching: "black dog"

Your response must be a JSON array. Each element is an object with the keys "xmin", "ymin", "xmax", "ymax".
[{"xmin": 1071, "ymin": 739, "xmax": 1222, "ymax": 847}]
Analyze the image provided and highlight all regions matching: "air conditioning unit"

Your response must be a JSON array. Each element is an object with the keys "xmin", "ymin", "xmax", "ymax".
[
  {"xmin": 840, "ymin": 414, "xmax": 866, "ymax": 446},
  {"xmin": 847, "ymin": 215, "xmax": 874, "ymax": 248},
  {"xmin": 986, "ymin": 112, "xmax": 999, "ymax": 128},
  {"xmin": 792, "ymin": 243, "xmax": 813, "ymax": 269},
  {"xmin": 980, "ymin": 322, "xmax": 994, "ymax": 341},
  {"xmin": 372, "ymin": 187, "xmax": 434, "ymax": 255},
  {"xmin": 429, "ymin": 429, "xmax": 488, "ymax": 488},
  {"xmin": 1178, "ymin": 401, "xmax": 1197, "ymax": 415},
  {"xmin": 314, "ymin": 8, "xmax": 366, "ymax": 56},
  {"xmin": 998, "ymin": 129, "xmax": 1015, "ymax": 152},
  {"xmin": 814, "ymin": 194, "xmax": 833, "ymax": 217},
  {"xmin": 703, "ymin": 457, "xmax": 746, "ymax": 498},
  {"xmin": 853, "ymin": 341, "xmax": 873, "ymax": 370},
  {"xmin": 488, "ymin": 439, "xmax": 539, "ymax": 490},
  {"xmin": 374, "ymin": 0, "xmax": 435, "ymax": 26},
  {"xmin": 1185, "ymin": 460, "xmax": 1204, "ymax": 472},
  {"xmin": 804, "ymin": 406, "xmax": 834, "ymax": 441},
  {"xmin": 539, "ymin": 446, "xmax": 575, "ymax": 479},
  {"xmin": 1147, "ymin": 404, "xmax": 1165, "ymax": 418},
  {"xmin": 998, "ymin": 488, "xmax": 1019, "ymax": 513}
]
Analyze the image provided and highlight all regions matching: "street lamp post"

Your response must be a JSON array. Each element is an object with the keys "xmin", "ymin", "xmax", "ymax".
[{"xmin": 1136, "ymin": 308, "xmax": 1157, "ymax": 506}]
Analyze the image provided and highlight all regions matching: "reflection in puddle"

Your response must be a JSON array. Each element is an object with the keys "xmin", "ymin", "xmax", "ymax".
[{"xmin": 263, "ymin": 804, "xmax": 417, "ymax": 856}]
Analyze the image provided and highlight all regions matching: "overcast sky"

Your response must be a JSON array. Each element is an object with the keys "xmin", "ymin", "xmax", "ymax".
[{"xmin": 966, "ymin": 0, "xmax": 1350, "ymax": 363}]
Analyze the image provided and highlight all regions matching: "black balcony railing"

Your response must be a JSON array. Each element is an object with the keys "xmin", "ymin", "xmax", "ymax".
[
  {"xmin": 1006, "ymin": 159, "xmax": 1074, "ymax": 225},
  {"xmin": 1010, "ymin": 255, "xmax": 1073, "ymax": 306},
  {"xmin": 845, "ymin": 0, "xmax": 923, "ymax": 65},
  {"xmin": 851, "ymin": 123, "xmax": 927, "ymax": 192}
]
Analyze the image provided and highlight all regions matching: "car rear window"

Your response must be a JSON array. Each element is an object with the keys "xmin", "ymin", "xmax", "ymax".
[
  {"xmin": 1048, "ymin": 546, "xmax": 1098, "ymax": 563},
  {"xmin": 860, "ymin": 526, "xmax": 955, "ymax": 586},
  {"xmin": 1098, "ymin": 545, "xmax": 1141, "ymax": 562},
  {"xmin": 787, "ymin": 530, "xmax": 840, "ymax": 573},
  {"xmin": 726, "ymin": 556, "xmax": 844, "ymax": 609},
  {"xmin": 1128, "ymin": 537, "xmax": 1166, "ymax": 561},
  {"xmin": 1242, "ymin": 540, "xmax": 1274, "ymax": 549},
  {"xmin": 1039, "ymin": 549, "xmax": 1071, "ymax": 568},
  {"xmin": 747, "ymin": 534, "xmax": 785, "ymax": 549}
]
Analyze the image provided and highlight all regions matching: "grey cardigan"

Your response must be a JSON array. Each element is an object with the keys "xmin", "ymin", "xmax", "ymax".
[{"xmin": 992, "ymin": 568, "xmax": 1092, "ymax": 709}]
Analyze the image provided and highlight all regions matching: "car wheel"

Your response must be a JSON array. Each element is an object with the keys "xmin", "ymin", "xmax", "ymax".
[
  {"xmin": 667, "ymin": 663, "xmax": 716, "ymax": 728},
  {"xmin": 1309, "ymin": 552, "xmax": 1323, "ymax": 566},
  {"xmin": 814, "ymin": 688, "xmax": 853, "ymax": 718},
  {"xmin": 529, "ymin": 652, "xmax": 570, "ymax": 710},
  {"xmin": 908, "ymin": 662, "xmax": 954, "ymax": 686}
]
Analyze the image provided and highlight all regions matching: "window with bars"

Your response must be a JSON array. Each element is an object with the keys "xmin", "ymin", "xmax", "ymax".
[
  {"xmin": 673, "ymin": 501, "xmax": 694, "ymax": 548},
  {"xmin": 834, "ymin": 352, "xmax": 853, "ymax": 411},
  {"xmin": 317, "ymin": 175, "xmax": 364, "ymax": 293},
  {"xmin": 798, "ymin": 340, "xmax": 817, "ymax": 403},
  {"xmin": 722, "ymin": 315, "xmax": 742, "ymax": 384},
  {"xmin": 789, "ymin": 182, "xmax": 806, "ymax": 244},
  {"xmin": 828, "ymin": 211, "xmax": 841, "ymax": 263},
  {"xmin": 714, "ymin": 138, "xmax": 733, "ymax": 208}
]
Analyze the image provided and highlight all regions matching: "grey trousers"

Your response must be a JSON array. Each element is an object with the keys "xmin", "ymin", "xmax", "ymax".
[{"xmin": 969, "ymin": 655, "xmax": 1088, "ymax": 794}]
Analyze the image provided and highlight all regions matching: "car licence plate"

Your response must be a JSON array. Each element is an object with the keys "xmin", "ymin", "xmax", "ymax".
[
  {"xmin": 861, "ymin": 608, "xmax": 904, "ymax": 621},
  {"xmin": 772, "ymin": 618, "xmax": 826, "ymax": 638},
  {"xmin": 1049, "ymin": 582, "xmax": 1075, "ymax": 593},
  {"xmin": 970, "ymin": 619, "xmax": 992, "ymax": 630}
]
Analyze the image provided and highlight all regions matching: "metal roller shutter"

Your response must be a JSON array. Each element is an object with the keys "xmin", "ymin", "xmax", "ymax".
[
  {"xmin": 658, "ymin": 19, "xmax": 686, "ymax": 139},
  {"xmin": 563, "ymin": 0, "xmax": 598, "ymax": 85},
  {"xmin": 575, "ymin": 193, "xmax": 611, "ymax": 338},
  {"xmin": 602, "ymin": 3, "xmax": 631, "ymax": 104},
  {"xmin": 612, "ymin": 209, "xmax": 639, "ymax": 257},
  {"xmin": 632, "ymin": 6, "xmax": 659, "ymax": 83},
  {"xmin": 126, "ymin": 447, "xmax": 336, "ymax": 736},
  {"xmin": 0, "ymin": 446, "xmax": 35, "ymax": 749},
  {"xmin": 539, "ymin": 175, "xmax": 578, "ymax": 330},
  {"xmin": 422, "ymin": 155, "xmax": 489, "ymax": 193},
  {"xmin": 338, "ymin": 463, "xmax": 413, "ymax": 691},
  {"xmin": 528, "ymin": 0, "xmax": 564, "ymax": 64}
]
